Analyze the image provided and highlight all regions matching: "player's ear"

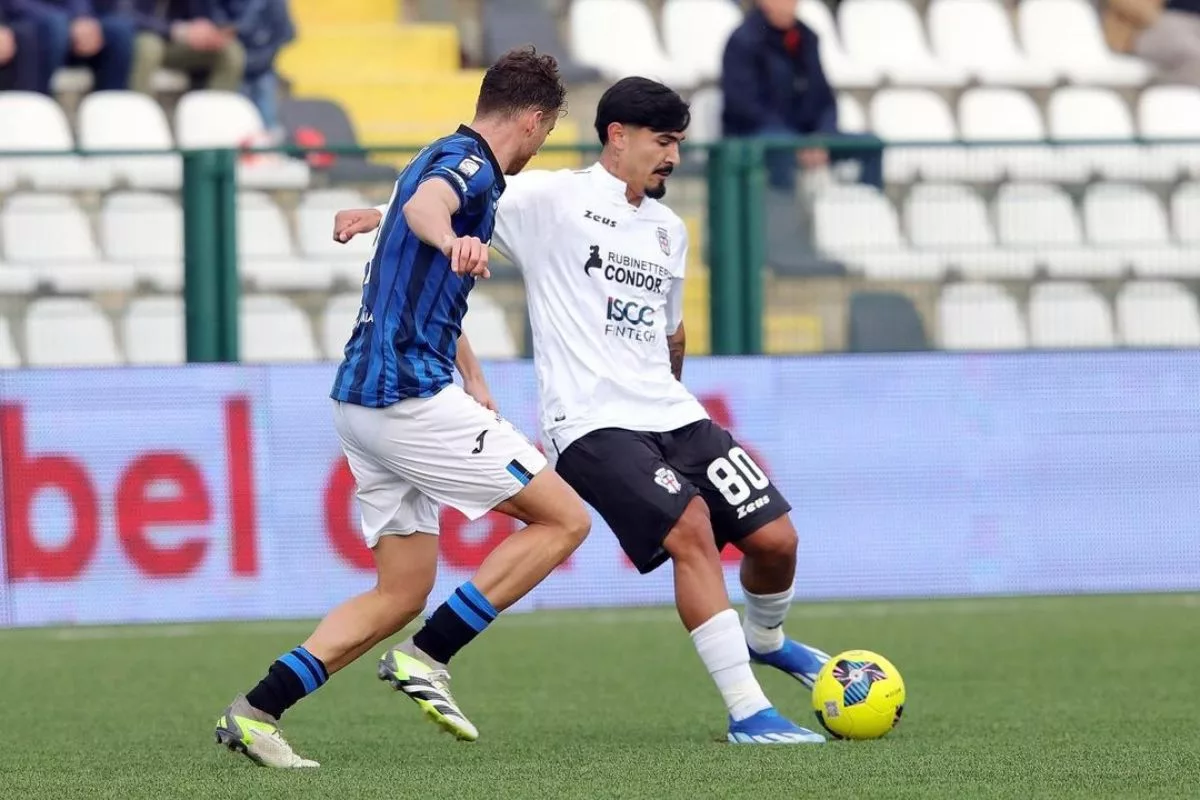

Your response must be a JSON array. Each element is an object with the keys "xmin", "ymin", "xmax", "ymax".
[{"xmin": 607, "ymin": 121, "xmax": 625, "ymax": 150}]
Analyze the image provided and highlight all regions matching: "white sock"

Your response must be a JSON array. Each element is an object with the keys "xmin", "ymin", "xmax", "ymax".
[
  {"xmin": 743, "ymin": 586, "xmax": 793, "ymax": 654},
  {"xmin": 690, "ymin": 609, "xmax": 772, "ymax": 722}
]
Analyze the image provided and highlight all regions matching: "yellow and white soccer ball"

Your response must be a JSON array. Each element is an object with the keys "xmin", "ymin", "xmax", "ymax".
[{"xmin": 811, "ymin": 649, "xmax": 905, "ymax": 740}]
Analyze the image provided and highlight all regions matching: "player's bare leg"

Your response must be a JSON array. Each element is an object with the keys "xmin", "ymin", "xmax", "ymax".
[
  {"xmin": 662, "ymin": 498, "xmax": 824, "ymax": 744},
  {"xmin": 735, "ymin": 517, "xmax": 831, "ymax": 689},
  {"xmin": 215, "ymin": 534, "xmax": 439, "ymax": 767},
  {"xmin": 381, "ymin": 469, "xmax": 590, "ymax": 739}
]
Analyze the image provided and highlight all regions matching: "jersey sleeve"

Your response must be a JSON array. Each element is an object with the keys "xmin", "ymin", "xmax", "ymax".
[
  {"xmin": 421, "ymin": 148, "xmax": 496, "ymax": 211},
  {"xmin": 492, "ymin": 170, "xmax": 564, "ymax": 268}
]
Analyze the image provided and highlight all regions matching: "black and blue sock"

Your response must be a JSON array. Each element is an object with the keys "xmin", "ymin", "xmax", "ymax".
[
  {"xmin": 245, "ymin": 646, "xmax": 328, "ymax": 719},
  {"xmin": 412, "ymin": 581, "xmax": 498, "ymax": 665}
]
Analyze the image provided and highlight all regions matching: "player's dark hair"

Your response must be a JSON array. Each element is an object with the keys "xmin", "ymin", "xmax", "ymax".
[
  {"xmin": 476, "ymin": 46, "xmax": 567, "ymax": 118},
  {"xmin": 594, "ymin": 77, "xmax": 691, "ymax": 145}
]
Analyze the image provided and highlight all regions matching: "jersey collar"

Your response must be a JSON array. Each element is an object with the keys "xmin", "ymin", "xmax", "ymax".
[
  {"xmin": 589, "ymin": 162, "xmax": 639, "ymax": 208},
  {"xmin": 457, "ymin": 124, "xmax": 507, "ymax": 191}
]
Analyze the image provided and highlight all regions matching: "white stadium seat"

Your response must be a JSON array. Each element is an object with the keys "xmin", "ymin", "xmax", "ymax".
[
  {"xmin": 813, "ymin": 184, "xmax": 932, "ymax": 279},
  {"xmin": 25, "ymin": 297, "xmax": 122, "ymax": 366},
  {"xmin": 463, "ymin": 291, "xmax": 518, "ymax": 359},
  {"xmin": 77, "ymin": 91, "xmax": 182, "ymax": 190},
  {"xmin": 1171, "ymin": 182, "xmax": 1200, "ymax": 244},
  {"xmin": 687, "ymin": 86, "xmax": 724, "ymax": 145},
  {"xmin": 797, "ymin": 0, "xmax": 881, "ymax": 88},
  {"xmin": 1, "ymin": 194, "xmax": 136, "ymax": 292},
  {"xmin": 123, "ymin": 296, "xmax": 185, "ymax": 365},
  {"xmin": 296, "ymin": 189, "xmax": 374, "ymax": 286},
  {"xmin": 1047, "ymin": 87, "xmax": 1176, "ymax": 182},
  {"xmin": 238, "ymin": 191, "xmax": 334, "ymax": 290},
  {"xmin": 0, "ymin": 92, "xmax": 111, "ymax": 190},
  {"xmin": 569, "ymin": 0, "xmax": 698, "ymax": 89},
  {"xmin": 322, "ymin": 293, "xmax": 362, "ymax": 361},
  {"xmin": 100, "ymin": 192, "xmax": 184, "ymax": 290},
  {"xmin": 0, "ymin": 315, "xmax": 19, "ymax": 367},
  {"xmin": 839, "ymin": 0, "xmax": 969, "ymax": 87},
  {"xmin": 837, "ymin": 93, "xmax": 867, "ymax": 134},
  {"xmin": 994, "ymin": 182, "xmax": 1123, "ymax": 278},
  {"xmin": 1083, "ymin": 182, "xmax": 1198, "ymax": 277},
  {"xmin": 240, "ymin": 294, "xmax": 319, "ymax": 363},
  {"xmin": 1116, "ymin": 280, "xmax": 1200, "ymax": 347},
  {"xmin": 1138, "ymin": 85, "xmax": 1200, "ymax": 178},
  {"xmin": 1018, "ymin": 0, "xmax": 1151, "ymax": 86},
  {"xmin": 1028, "ymin": 281, "xmax": 1116, "ymax": 348},
  {"xmin": 928, "ymin": 0, "xmax": 1057, "ymax": 87},
  {"xmin": 957, "ymin": 88, "xmax": 1089, "ymax": 183},
  {"xmin": 905, "ymin": 183, "xmax": 1035, "ymax": 278},
  {"xmin": 662, "ymin": 0, "xmax": 743, "ymax": 84},
  {"xmin": 174, "ymin": 91, "xmax": 309, "ymax": 189},
  {"xmin": 870, "ymin": 89, "xmax": 997, "ymax": 183},
  {"xmin": 938, "ymin": 282, "xmax": 1028, "ymax": 350}
]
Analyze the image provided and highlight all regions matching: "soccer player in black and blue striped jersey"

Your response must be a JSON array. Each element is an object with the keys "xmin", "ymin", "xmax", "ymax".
[{"xmin": 214, "ymin": 48, "xmax": 592, "ymax": 768}]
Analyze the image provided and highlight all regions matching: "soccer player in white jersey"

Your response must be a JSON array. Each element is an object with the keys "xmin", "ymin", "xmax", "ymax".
[{"xmin": 334, "ymin": 78, "xmax": 830, "ymax": 745}]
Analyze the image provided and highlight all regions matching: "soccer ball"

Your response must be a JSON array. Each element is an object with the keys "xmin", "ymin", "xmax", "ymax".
[{"xmin": 811, "ymin": 649, "xmax": 905, "ymax": 740}]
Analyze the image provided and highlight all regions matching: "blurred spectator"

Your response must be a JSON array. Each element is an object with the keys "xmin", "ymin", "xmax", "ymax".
[
  {"xmin": 1104, "ymin": 0, "xmax": 1200, "ymax": 85},
  {"xmin": 22, "ymin": 0, "xmax": 135, "ymax": 93},
  {"xmin": 721, "ymin": 0, "xmax": 883, "ymax": 191},
  {"xmin": 102, "ymin": 0, "xmax": 245, "ymax": 94},
  {"xmin": 0, "ymin": 0, "xmax": 40, "ymax": 91},
  {"xmin": 214, "ymin": 0, "xmax": 294, "ymax": 133}
]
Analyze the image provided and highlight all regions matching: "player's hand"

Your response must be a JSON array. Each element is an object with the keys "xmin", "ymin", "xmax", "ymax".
[
  {"xmin": 462, "ymin": 376, "xmax": 497, "ymax": 412},
  {"xmin": 445, "ymin": 235, "xmax": 490, "ymax": 279},
  {"xmin": 334, "ymin": 208, "xmax": 382, "ymax": 243}
]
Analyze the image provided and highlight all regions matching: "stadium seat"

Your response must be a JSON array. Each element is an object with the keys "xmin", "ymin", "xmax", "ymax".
[
  {"xmin": 1047, "ymin": 87, "xmax": 1176, "ymax": 182},
  {"xmin": 1171, "ymin": 182, "xmax": 1200, "ymax": 244},
  {"xmin": 957, "ymin": 88, "xmax": 1089, "ymax": 183},
  {"xmin": 568, "ymin": 0, "xmax": 699, "ymax": 89},
  {"xmin": 277, "ymin": 98, "xmax": 400, "ymax": 184},
  {"xmin": 905, "ymin": 183, "xmax": 1036, "ymax": 278},
  {"xmin": 322, "ymin": 292, "xmax": 361, "ymax": 361},
  {"xmin": 1138, "ymin": 85, "xmax": 1200, "ymax": 178},
  {"xmin": 1, "ymin": 194, "xmax": 136, "ymax": 292},
  {"xmin": 1028, "ymin": 281, "xmax": 1116, "ymax": 348},
  {"xmin": 481, "ymin": 0, "xmax": 601, "ymax": 84},
  {"xmin": 870, "ymin": 89, "xmax": 997, "ymax": 183},
  {"xmin": 24, "ymin": 297, "xmax": 122, "ymax": 366},
  {"xmin": 296, "ymin": 189, "xmax": 375, "ymax": 286},
  {"xmin": 813, "ymin": 184, "xmax": 932, "ymax": 279},
  {"xmin": 837, "ymin": 93, "xmax": 867, "ymax": 134},
  {"xmin": 100, "ymin": 192, "xmax": 184, "ymax": 290},
  {"xmin": 238, "ymin": 191, "xmax": 335, "ymax": 290},
  {"xmin": 927, "ymin": 0, "xmax": 1057, "ymax": 87},
  {"xmin": 838, "ymin": 0, "xmax": 969, "ymax": 87},
  {"xmin": 994, "ymin": 182, "xmax": 1123, "ymax": 278},
  {"xmin": 174, "ymin": 91, "xmax": 310, "ymax": 189},
  {"xmin": 240, "ymin": 294, "xmax": 320, "ymax": 363},
  {"xmin": 77, "ymin": 91, "xmax": 182, "ymax": 190},
  {"xmin": 123, "ymin": 296, "xmax": 185, "ymax": 365},
  {"xmin": 662, "ymin": 0, "xmax": 744, "ymax": 85},
  {"xmin": 1116, "ymin": 280, "xmax": 1200, "ymax": 347},
  {"xmin": 687, "ymin": 86, "xmax": 723, "ymax": 145},
  {"xmin": 1018, "ymin": 0, "xmax": 1151, "ymax": 86},
  {"xmin": 797, "ymin": 0, "xmax": 881, "ymax": 88},
  {"xmin": 0, "ymin": 92, "xmax": 111, "ymax": 190},
  {"xmin": 938, "ymin": 282, "xmax": 1029, "ymax": 350},
  {"xmin": 463, "ymin": 291, "xmax": 518, "ymax": 359},
  {"xmin": 847, "ymin": 291, "xmax": 929, "ymax": 352},
  {"xmin": 0, "ymin": 261, "xmax": 37, "ymax": 294},
  {"xmin": 0, "ymin": 315, "xmax": 19, "ymax": 367},
  {"xmin": 1083, "ymin": 182, "xmax": 1197, "ymax": 277}
]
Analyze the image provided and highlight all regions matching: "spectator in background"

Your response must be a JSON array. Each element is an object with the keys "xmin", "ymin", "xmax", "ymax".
[
  {"xmin": 214, "ymin": 0, "xmax": 294, "ymax": 133},
  {"xmin": 0, "ymin": 0, "xmax": 40, "ymax": 91},
  {"xmin": 1104, "ymin": 0, "xmax": 1200, "ymax": 85},
  {"xmin": 722, "ymin": 0, "xmax": 883, "ymax": 191},
  {"xmin": 22, "ymin": 0, "xmax": 135, "ymax": 93},
  {"xmin": 103, "ymin": 0, "xmax": 244, "ymax": 94}
]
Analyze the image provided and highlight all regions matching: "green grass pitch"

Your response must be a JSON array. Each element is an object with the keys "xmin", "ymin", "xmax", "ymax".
[{"xmin": 1, "ymin": 594, "xmax": 1198, "ymax": 799}]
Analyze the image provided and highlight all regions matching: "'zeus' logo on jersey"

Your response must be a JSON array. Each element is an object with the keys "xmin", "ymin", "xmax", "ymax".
[
  {"xmin": 606, "ymin": 297, "xmax": 655, "ymax": 326},
  {"xmin": 584, "ymin": 210, "xmax": 617, "ymax": 228}
]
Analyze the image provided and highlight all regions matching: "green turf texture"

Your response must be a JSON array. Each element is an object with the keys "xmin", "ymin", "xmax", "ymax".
[{"xmin": 1, "ymin": 594, "xmax": 1198, "ymax": 800}]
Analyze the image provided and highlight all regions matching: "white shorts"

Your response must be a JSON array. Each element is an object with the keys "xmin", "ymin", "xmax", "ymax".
[{"xmin": 332, "ymin": 384, "xmax": 547, "ymax": 547}]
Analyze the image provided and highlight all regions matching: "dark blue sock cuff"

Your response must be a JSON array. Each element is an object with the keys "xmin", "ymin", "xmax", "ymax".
[
  {"xmin": 447, "ymin": 582, "xmax": 498, "ymax": 633},
  {"xmin": 458, "ymin": 581, "xmax": 498, "ymax": 620},
  {"xmin": 278, "ymin": 646, "xmax": 328, "ymax": 695}
]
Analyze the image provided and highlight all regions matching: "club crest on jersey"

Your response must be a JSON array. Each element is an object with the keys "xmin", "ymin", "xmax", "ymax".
[
  {"xmin": 656, "ymin": 227, "xmax": 671, "ymax": 256},
  {"xmin": 654, "ymin": 467, "xmax": 682, "ymax": 494}
]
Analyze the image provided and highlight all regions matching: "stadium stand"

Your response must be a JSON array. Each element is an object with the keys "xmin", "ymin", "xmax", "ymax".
[{"xmin": 3, "ymin": 0, "xmax": 1200, "ymax": 366}]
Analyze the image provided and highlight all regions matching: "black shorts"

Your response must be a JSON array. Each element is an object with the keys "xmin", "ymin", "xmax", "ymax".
[{"xmin": 554, "ymin": 420, "xmax": 791, "ymax": 574}]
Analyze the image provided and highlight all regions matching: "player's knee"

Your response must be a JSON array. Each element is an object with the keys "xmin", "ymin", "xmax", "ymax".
[
  {"xmin": 664, "ymin": 498, "xmax": 719, "ymax": 563},
  {"xmin": 741, "ymin": 519, "xmax": 798, "ymax": 565},
  {"xmin": 553, "ymin": 498, "xmax": 592, "ymax": 554}
]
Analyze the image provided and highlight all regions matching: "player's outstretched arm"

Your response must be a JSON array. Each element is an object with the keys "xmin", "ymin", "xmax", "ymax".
[
  {"xmin": 456, "ymin": 333, "xmax": 497, "ymax": 411},
  {"xmin": 403, "ymin": 179, "xmax": 490, "ymax": 279},
  {"xmin": 668, "ymin": 324, "xmax": 687, "ymax": 382}
]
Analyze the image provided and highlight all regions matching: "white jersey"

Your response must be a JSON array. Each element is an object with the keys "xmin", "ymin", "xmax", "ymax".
[{"xmin": 492, "ymin": 162, "xmax": 708, "ymax": 455}]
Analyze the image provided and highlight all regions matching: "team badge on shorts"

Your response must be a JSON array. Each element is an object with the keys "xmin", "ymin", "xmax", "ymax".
[
  {"xmin": 656, "ymin": 226, "xmax": 671, "ymax": 256},
  {"xmin": 654, "ymin": 467, "xmax": 681, "ymax": 494}
]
